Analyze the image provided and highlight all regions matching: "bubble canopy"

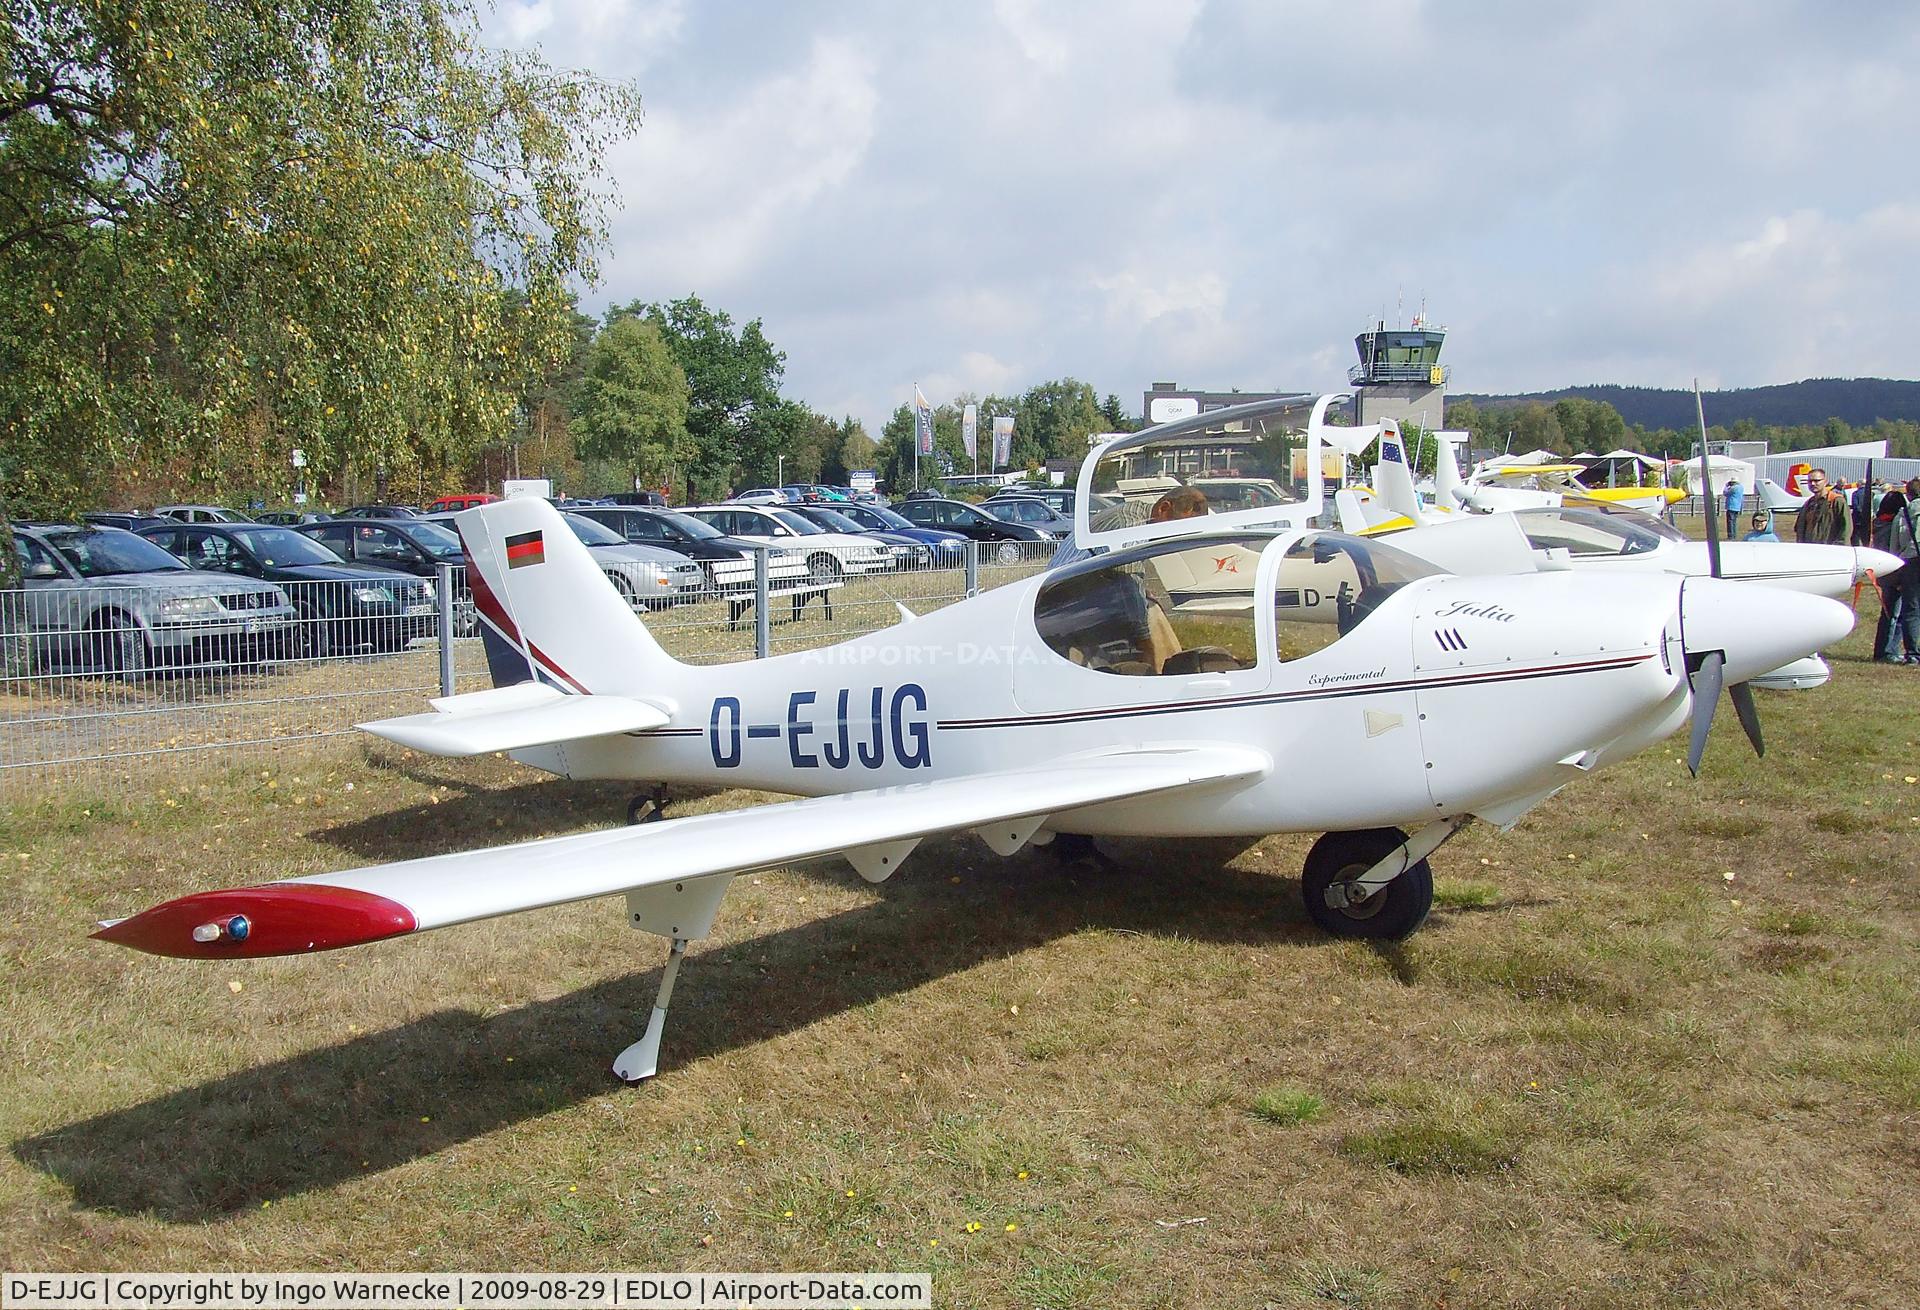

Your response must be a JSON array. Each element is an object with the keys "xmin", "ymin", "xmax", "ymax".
[
  {"xmin": 1071, "ymin": 394, "xmax": 1378, "ymax": 554},
  {"xmin": 1033, "ymin": 529, "xmax": 1442, "ymax": 677}
]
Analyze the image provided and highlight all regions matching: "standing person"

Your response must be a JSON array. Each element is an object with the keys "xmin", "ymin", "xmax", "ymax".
[
  {"xmin": 1793, "ymin": 468, "xmax": 1848, "ymax": 544},
  {"xmin": 1878, "ymin": 481, "xmax": 1920, "ymax": 664},
  {"xmin": 1850, "ymin": 479, "xmax": 1876, "ymax": 547},
  {"xmin": 1722, "ymin": 478, "xmax": 1745, "ymax": 539}
]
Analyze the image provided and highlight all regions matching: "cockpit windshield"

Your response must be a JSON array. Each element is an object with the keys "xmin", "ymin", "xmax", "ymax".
[
  {"xmin": 1512, "ymin": 504, "xmax": 1685, "ymax": 556},
  {"xmin": 1272, "ymin": 534, "xmax": 1440, "ymax": 661},
  {"xmin": 1035, "ymin": 536, "xmax": 1262, "ymax": 676},
  {"xmin": 1033, "ymin": 532, "xmax": 1439, "ymax": 676}
]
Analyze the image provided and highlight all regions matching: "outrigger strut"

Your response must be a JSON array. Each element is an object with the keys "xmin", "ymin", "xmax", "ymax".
[{"xmin": 614, "ymin": 873, "xmax": 734, "ymax": 1083}]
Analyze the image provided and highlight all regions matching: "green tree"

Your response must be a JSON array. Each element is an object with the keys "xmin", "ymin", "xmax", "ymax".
[
  {"xmin": 1012, "ymin": 378, "xmax": 1104, "ymax": 467},
  {"xmin": 836, "ymin": 419, "xmax": 878, "ymax": 483},
  {"xmin": 616, "ymin": 295, "xmax": 786, "ymax": 499},
  {"xmin": 572, "ymin": 317, "xmax": 690, "ymax": 492},
  {"xmin": 0, "ymin": 0, "xmax": 642, "ymax": 521}
]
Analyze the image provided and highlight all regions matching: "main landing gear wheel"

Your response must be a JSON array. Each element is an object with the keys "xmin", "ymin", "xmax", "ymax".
[
  {"xmin": 1300, "ymin": 827, "xmax": 1433, "ymax": 940},
  {"xmin": 626, "ymin": 786, "xmax": 669, "ymax": 825}
]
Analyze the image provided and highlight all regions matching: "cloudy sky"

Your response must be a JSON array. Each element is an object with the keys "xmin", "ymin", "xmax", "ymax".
[{"xmin": 484, "ymin": 0, "xmax": 1920, "ymax": 432}]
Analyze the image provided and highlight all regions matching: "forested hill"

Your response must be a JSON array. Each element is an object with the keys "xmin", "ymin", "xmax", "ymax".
[{"xmin": 1452, "ymin": 379, "xmax": 1920, "ymax": 429}]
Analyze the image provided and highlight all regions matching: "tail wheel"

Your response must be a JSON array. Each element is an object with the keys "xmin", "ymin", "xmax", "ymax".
[
  {"xmin": 807, "ymin": 553, "xmax": 844, "ymax": 585},
  {"xmin": 1300, "ymin": 827, "xmax": 1433, "ymax": 940},
  {"xmin": 94, "ymin": 613, "xmax": 150, "ymax": 677}
]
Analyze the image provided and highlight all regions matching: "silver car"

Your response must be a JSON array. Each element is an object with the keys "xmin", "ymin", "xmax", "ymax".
[
  {"xmin": 417, "ymin": 511, "xmax": 708, "ymax": 608},
  {"xmin": 7, "ymin": 524, "xmax": 297, "ymax": 673}
]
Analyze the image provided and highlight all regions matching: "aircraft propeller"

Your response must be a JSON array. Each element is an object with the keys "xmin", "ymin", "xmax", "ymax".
[{"xmin": 1683, "ymin": 381, "xmax": 1765, "ymax": 776}]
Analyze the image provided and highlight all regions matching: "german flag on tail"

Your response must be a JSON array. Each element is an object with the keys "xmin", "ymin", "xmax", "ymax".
[{"xmin": 505, "ymin": 530, "xmax": 545, "ymax": 569}]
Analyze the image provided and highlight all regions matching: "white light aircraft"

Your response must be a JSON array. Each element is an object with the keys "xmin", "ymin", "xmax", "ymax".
[
  {"xmin": 1342, "ymin": 423, "xmax": 1897, "ymax": 690},
  {"xmin": 94, "ymin": 398, "xmax": 1852, "ymax": 1082}
]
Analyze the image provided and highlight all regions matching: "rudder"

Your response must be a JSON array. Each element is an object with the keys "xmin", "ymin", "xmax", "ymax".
[{"xmin": 453, "ymin": 498, "xmax": 683, "ymax": 696}]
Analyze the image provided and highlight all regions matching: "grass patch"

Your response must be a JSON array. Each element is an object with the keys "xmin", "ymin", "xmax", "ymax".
[
  {"xmin": 1284, "ymin": 1260, "xmax": 1399, "ymax": 1307},
  {"xmin": 1432, "ymin": 877, "xmax": 1500, "ymax": 909},
  {"xmin": 1340, "ymin": 1117, "xmax": 1518, "ymax": 1177},
  {"xmin": 1593, "ymin": 1215, "xmax": 1676, "ymax": 1253},
  {"xmin": 1014, "ymin": 1254, "xmax": 1120, "ymax": 1310},
  {"xmin": 1249, "ymin": 1086, "xmax": 1325, "ymax": 1126}
]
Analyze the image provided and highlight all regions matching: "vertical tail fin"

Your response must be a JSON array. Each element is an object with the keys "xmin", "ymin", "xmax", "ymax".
[
  {"xmin": 1370, "ymin": 420, "xmax": 1432, "ymax": 527},
  {"xmin": 454, "ymin": 498, "xmax": 682, "ymax": 696},
  {"xmin": 1433, "ymin": 429, "xmax": 1468, "ymax": 512}
]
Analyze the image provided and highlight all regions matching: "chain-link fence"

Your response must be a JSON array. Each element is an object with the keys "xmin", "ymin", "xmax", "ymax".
[{"xmin": 0, "ymin": 539, "xmax": 1058, "ymax": 789}]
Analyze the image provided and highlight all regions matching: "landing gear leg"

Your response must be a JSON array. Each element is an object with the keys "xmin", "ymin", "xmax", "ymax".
[
  {"xmin": 613, "ymin": 937, "xmax": 687, "ymax": 1084},
  {"xmin": 626, "ymin": 785, "xmax": 669, "ymax": 825},
  {"xmin": 1300, "ymin": 818, "xmax": 1470, "ymax": 940}
]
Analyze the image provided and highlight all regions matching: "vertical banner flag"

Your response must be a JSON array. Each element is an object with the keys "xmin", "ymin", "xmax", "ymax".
[
  {"xmin": 961, "ymin": 404, "xmax": 978, "ymax": 462},
  {"xmin": 992, "ymin": 415, "xmax": 1014, "ymax": 469},
  {"xmin": 913, "ymin": 384, "xmax": 935, "ymax": 457}
]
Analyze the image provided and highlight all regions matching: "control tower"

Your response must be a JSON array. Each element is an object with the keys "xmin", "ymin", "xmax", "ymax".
[{"xmin": 1349, "ymin": 316, "xmax": 1448, "ymax": 432}]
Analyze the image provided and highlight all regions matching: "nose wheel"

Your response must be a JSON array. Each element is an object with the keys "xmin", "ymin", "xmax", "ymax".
[{"xmin": 1300, "ymin": 826, "xmax": 1438, "ymax": 940}]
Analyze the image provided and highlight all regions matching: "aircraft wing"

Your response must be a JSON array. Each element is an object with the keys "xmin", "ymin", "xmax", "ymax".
[
  {"xmin": 359, "ymin": 683, "xmax": 670, "ymax": 755},
  {"xmin": 93, "ymin": 745, "xmax": 1270, "ymax": 959}
]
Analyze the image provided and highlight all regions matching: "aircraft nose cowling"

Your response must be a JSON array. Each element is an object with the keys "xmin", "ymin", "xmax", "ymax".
[
  {"xmin": 1857, "ymin": 546, "xmax": 1906, "ymax": 580},
  {"xmin": 1680, "ymin": 576, "xmax": 1853, "ymax": 685}
]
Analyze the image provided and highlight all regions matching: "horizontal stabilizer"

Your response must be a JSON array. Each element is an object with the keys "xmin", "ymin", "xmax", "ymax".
[
  {"xmin": 358, "ymin": 684, "xmax": 670, "ymax": 756},
  {"xmin": 94, "ymin": 746, "xmax": 1268, "ymax": 958}
]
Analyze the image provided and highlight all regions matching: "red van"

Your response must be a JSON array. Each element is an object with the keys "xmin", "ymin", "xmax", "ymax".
[{"xmin": 426, "ymin": 493, "xmax": 500, "ymax": 513}]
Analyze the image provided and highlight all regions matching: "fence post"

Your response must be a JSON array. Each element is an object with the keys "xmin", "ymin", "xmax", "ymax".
[
  {"xmin": 754, "ymin": 548, "xmax": 771, "ymax": 660},
  {"xmin": 964, "ymin": 540, "xmax": 979, "ymax": 597},
  {"xmin": 436, "ymin": 563, "xmax": 456, "ymax": 697}
]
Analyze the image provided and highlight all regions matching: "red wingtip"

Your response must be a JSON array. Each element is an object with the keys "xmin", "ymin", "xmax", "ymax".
[{"xmin": 93, "ymin": 884, "xmax": 416, "ymax": 959}]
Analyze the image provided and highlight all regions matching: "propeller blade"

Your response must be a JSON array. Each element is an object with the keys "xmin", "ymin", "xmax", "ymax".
[
  {"xmin": 1686, "ymin": 650, "xmax": 1725, "ymax": 777},
  {"xmin": 1695, "ymin": 381, "xmax": 1722, "ymax": 579},
  {"xmin": 1728, "ymin": 680, "xmax": 1765, "ymax": 758}
]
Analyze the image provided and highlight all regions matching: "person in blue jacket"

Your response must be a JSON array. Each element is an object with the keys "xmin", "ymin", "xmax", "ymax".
[
  {"xmin": 1723, "ymin": 479, "xmax": 1746, "ymax": 539},
  {"xmin": 1742, "ymin": 512, "xmax": 1778, "ymax": 542}
]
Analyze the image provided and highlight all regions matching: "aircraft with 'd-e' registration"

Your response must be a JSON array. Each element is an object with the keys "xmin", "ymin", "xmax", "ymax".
[{"xmin": 93, "ymin": 396, "xmax": 1853, "ymax": 1083}]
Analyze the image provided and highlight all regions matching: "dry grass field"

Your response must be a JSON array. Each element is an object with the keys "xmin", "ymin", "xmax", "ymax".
[{"xmin": 1, "ymin": 583, "xmax": 1917, "ymax": 1308}]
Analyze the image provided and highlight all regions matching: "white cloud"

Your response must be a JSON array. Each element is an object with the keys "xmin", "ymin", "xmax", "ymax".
[{"xmin": 481, "ymin": 3, "xmax": 1920, "ymax": 428}]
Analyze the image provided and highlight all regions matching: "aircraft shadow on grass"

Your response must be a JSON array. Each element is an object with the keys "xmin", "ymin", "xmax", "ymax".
[{"xmin": 14, "ymin": 827, "xmax": 1487, "ymax": 1224}]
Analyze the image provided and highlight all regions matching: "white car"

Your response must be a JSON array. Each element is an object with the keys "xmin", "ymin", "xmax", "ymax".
[{"xmin": 684, "ymin": 505, "xmax": 892, "ymax": 583}]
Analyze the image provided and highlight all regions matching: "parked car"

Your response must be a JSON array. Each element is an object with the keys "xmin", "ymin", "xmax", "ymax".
[
  {"xmin": 425, "ymin": 493, "xmax": 498, "ymax": 513},
  {"xmin": 570, "ymin": 506, "xmax": 808, "ymax": 592},
  {"xmin": 787, "ymin": 505, "xmax": 933, "ymax": 570},
  {"xmin": 7, "ymin": 524, "xmax": 295, "ymax": 673},
  {"xmin": 604, "ymin": 490, "xmax": 669, "ymax": 507},
  {"xmin": 979, "ymin": 495, "xmax": 1075, "ymax": 538},
  {"xmin": 823, "ymin": 502, "xmax": 969, "ymax": 564},
  {"xmin": 299, "ymin": 518, "xmax": 476, "ymax": 634},
  {"xmin": 682, "ymin": 505, "xmax": 891, "ymax": 583},
  {"xmin": 334, "ymin": 504, "xmax": 421, "ymax": 519},
  {"xmin": 138, "ymin": 521, "xmax": 436, "ymax": 658},
  {"xmin": 152, "ymin": 504, "xmax": 256, "ymax": 524},
  {"xmin": 1186, "ymin": 477, "xmax": 1296, "ymax": 513},
  {"xmin": 253, "ymin": 510, "xmax": 333, "ymax": 526},
  {"xmin": 418, "ymin": 511, "xmax": 706, "ymax": 609},
  {"xmin": 80, "ymin": 511, "xmax": 176, "ymax": 533},
  {"xmin": 729, "ymin": 487, "xmax": 792, "ymax": 505},
  {"xmin": 890, "ymin": 497, "xmax": 1053, "ymax": 562},
  {"xmin": 986, "ymin": 486, "xmax": 1082, "ymax": 517}
]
